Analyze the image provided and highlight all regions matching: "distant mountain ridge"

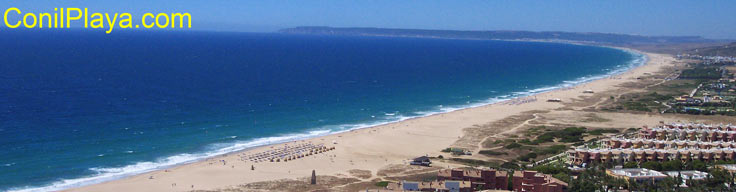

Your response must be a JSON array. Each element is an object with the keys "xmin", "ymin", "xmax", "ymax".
[{"xmin": 279, "ymin": 26, "xmax": 723, "ymax": 45}]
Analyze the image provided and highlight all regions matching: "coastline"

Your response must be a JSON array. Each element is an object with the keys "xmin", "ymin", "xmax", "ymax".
[
  {"xmin": 2, "ymin": 40, "xmax": 641, "ymax": 191},
  {"xmin": 55, "ymin": 47, "xmax": 674, "ymax": 192}
]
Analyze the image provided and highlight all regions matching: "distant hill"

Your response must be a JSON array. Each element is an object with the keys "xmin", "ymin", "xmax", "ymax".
[
  {"xmin": 686, "ymin": 42, "xmax": 736, "ymax": 57},
  {"xmin": 279, "ymin": 26, "xmax": 724, "ymax": 46}
]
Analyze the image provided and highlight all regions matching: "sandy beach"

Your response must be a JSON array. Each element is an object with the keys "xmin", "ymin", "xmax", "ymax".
[{"xmin": 67, "ymin": 50, "xmax": 676, "ymax": 192}]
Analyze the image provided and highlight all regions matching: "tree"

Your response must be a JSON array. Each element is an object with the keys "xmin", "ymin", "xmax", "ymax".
[
  {"xmin": 656, "ymin": 176, "xmax": 680, "ymax": 192},
  {"xmin": 569, "ymin": 177, "xmax": 596, "ymax": 192},
  {"xmin": 507, "ymin": 170, "xmax": 514, "ymax": 191},
  {"xmin": 661, "ymin": 160, "xmax": 682, "ymax": 171},
  {"xmin": 623, "ymin": 161, "xmax": 638, "ymax": 168},
  {"xmin": 553, "ymin": 172, "xmax": 571, "ymax": 183},
  {"xmin": 690, "ymin": 160, "xmax": 706, "ymax": 171},
  {"xmin": 641, "ymin": 161, "xmax": 662, "ymax": 171},
  {"xmin": 704, "ymin": 168, "xmax": 733, "ymax": 190},
  {"xmin": 686, "ymin": 168, "xmax": 736, "ymax": 191}
]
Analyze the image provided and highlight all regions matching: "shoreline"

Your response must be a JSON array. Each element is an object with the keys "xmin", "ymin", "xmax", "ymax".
[{"xmin": 47, "ymin": 46, "xmax": 661, "ymax": 192}]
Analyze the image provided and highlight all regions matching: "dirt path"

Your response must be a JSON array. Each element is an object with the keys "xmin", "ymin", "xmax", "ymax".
[{"xmin": 475, "ymin": 113, "xmax": 541, "ymax": 152}]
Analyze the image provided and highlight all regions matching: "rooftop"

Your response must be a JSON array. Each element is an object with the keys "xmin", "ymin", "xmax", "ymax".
[
  {"xmin": 608, "ymin": 168, "xmax": 667, "ymax": 178},
  {"xmin": 663, "ymin": 170, "xmax": 709, "ymax": 180},
  {"xmin": 717, "ymin": 164, "xmax": 736, "ymax": 171},
  {"xmin": 392, "ymin": 180, "xmax": 471, "ymax": 191}
]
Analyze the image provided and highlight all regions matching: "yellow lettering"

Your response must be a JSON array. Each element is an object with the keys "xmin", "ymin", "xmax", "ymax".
[
  {"xmin": 104, "ymin": 13, "xmax": 118, "ymax": 34},
  {"xmin": 142, "ymin": 13, "xmax": 155, "ymax": 28},
  {"xmin": 66, "ymin": 8, "xmax": 82, "ymax": 28},
  {"xmin": 118, "ymin": 13, "xmax": 132, "ymax": 28},
  {"xmin": 60, "ymin": 8, "xmax": 63, "ymax": 28},
  {"xmin": 171, "ymin": 13, "xmax": 191, "ymax": 28},
  {"xmin": 23, "ymin": 13, "xmax": 37, "ymax": 28},
  {"xmin": 4, "ymin": 7, "xmax": 21, "ymax": 28},
  {"xmin": 84, "ymin": 8, "xmax": 88, "ymax": 28},
  {"xmin": 155, "ymin": 13, "xmax": 168, "ymax": 28},
  {"xmin": 90, "ymin": 13, "xmax": 103, "ymax": 28},
  {"xmin": 39, "ymin": 13, "xmax": 52, "ymax": 28},
  {"xmin": 53, "ymin": 8, "xmax": 58, "ymax": 28}
]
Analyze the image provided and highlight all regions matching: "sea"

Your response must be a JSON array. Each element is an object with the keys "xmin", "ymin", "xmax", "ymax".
[{"xmin": 0, "ymin": 30, "xmax": 644, "ymax": 191}]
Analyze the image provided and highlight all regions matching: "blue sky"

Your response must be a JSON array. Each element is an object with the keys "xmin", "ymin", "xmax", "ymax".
[{"xmin": 3, "ymin": 0, "xmax": 736, "ymax": 39}]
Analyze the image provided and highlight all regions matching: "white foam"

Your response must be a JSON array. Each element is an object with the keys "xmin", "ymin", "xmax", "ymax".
[
  {"xmin": 8, "ymin": 129, "xmax": 336, "ymax": 192},
  {"xmin": 11, "ymin": 47, "xmax": 646, "ymax": 192}
]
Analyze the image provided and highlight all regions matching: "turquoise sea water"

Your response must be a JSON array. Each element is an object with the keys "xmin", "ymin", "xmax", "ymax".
[{"xmin": 0, "ymin": 31, "xmax": 643, "ymax": 191}]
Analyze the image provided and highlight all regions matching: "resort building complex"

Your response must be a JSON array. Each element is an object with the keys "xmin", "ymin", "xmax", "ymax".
[
  {"xmin": 570, "ymin": 122, "xmax": 736, "ymax": 166},
  {"xmin": 604, "ymin": 168, "xmax": 709, "ymax": 187},
  {"xmin": 437, "ymin": 168, "xmax": 508, "ymax": 190},
  {"xmin": 511, "ymin": 171, "xmax": 567, "ymax": 192},
  {"xmin": 385, "ymin": 169, "xmax": 566, "ymax": 192},
  {"xmin": 606, "ymin": 168, "xmax": 669, "ymax": 183}
]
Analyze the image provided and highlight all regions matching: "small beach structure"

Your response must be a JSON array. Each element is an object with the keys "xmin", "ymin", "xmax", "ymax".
[
  {"xmin": 242, "ymin": 143, "xmax": 334, "ymax": 163},
  {"xmin": 409, "ymin": 156, "xmax": 431, "ymax": 166},
  {"xmin": 547, "ymin": 98, "xmax": 562, "ymax": 102},
  {"xmin": 310, "ymin": 170, "xmax": 317, "ymax": 185}
]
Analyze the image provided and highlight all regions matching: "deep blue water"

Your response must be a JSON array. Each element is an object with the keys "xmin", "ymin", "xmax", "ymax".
[{"xmin": 0, "ymin": 31, "xmax": 641, "ymax": 191}]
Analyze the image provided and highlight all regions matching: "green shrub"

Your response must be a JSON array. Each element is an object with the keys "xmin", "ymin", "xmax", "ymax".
[
  {"xmin": 501, "ymin": 162, "xmax": 520, "ymax": 170},
  {"xmin": 518, "ymin": 152, "xmax": 537, "ymax": 161},
  {"xmin": 553, "ymin": 172, "xmax": 571, "ymax": 183},
  {"xmin": 479, "ymin": 150, "xmax": 508, "ymax": 156},
  {"xmin": 519, "ymin": 139, "xmax": 536, "ymax": 145},
  {"xmin": 504, "ymin": 143, "xmax": 522, "ymax": 149},
  {"xmin": 661, "ymin": 160, "xmax": 682, "ymax": 171},
  {"xmin": 532, "ymin": 164, "xmax": 570, "ymax": 175},
  {"xmin": 588, "ymin": 129, "xmax": 620, "ymax": 135},
  {"xmin": 624, "ymin": 161, "xmax": 638, "ymax": 168},
  {"xmin": 531, "ymin": 127, "xmax": 587, "ymax": 144},
  {"xmin": 679, "ymin": 67, "xmax": 722, "ymax": 79},
  {"xmin": 535, "ymin": 145, "xmax": 568, "ymax": 155},
  {"xmin": 450, "ymin": 158, "xmax": 498, "ymax": 167},
  {"xmin": 375, "ymin": 181, "xmax": 389, "ymax": 187},
  {"xmin": 641, "ymin": 161, "xmax": 662, "ymax": 171}
]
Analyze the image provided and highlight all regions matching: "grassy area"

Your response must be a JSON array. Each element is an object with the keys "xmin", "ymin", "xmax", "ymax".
[
  {"xmin": 679, "ymin": 67, "xmax": 722, "ymax": 79},
  {"xmin": 525, "ymin": 126, "xmax": 547, "ymax": 136},
  {"xmin": 481, "ymin": 126, "xmax": 608, "ymax": 162},
  {"xmin": 504, "ymin": 143, "xmax": 522, "ymax": 149},
  {"xmin": 614, "ymin": 92, "xmax": 676, "ymax": 112},
  {"xmin": 449, "ymin": 158, "xmax": 499, "ymax": 168},
  {"xmin": 517, "ymin": 153, "xmax": 537, "ymax": 162},
  {"xmin": 374, "ymin": 181, "xmax": 389, "ymax": 187},
  {"xmin": 587, "ymin": 128, "xmax": 619, "ymax": 135},
  {"xmin": 534, "ymin": 144, "xmax": 567, "ymax": 156},
  {"xmin": 531, "ymin": 162, "xmax": 570, "ymax": 183},
  {"xmin": 581, "ymin": 114, "xmax": 611, "ymax": 122},
  {"xmin": 488, "ymin": 126, "xmax": 625, "ymax": 163},
  {"xmin": 479, "ymin": 150, "xmax": 508, "ymax": 156},
  {"xmin": 517, "ymin": 144, "xmax": 567, "ymax": 162},
  {"xmin": 441, "ymin": 147, "xmax": 470, "ymax": 155},
  {"xmin": 531, "ymin": 127, "xmax": 586, "ymax": 144}
]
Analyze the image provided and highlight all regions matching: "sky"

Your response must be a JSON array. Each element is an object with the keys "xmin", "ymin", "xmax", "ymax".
[{"xmin": 3, "ymin": 0, "xmax": 736, "ymax": 39}]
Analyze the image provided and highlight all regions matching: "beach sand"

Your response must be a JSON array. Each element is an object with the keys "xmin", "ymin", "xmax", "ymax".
[{"xmin": 67, "ymin": 51, "xmax": 675, "ymax": 192}]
